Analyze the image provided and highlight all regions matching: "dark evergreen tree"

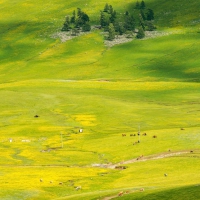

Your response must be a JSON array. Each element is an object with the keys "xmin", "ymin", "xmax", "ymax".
[
  {"xmin": 70, "ymin": 10, "xmax": 76, "ymax": 24},
  {"xmin": 114, "ymin": 22, "xmax": 125, "ymax": 35},
  {"xmin": 82, "ymin": 22, "xmax": 91, "ymax": 32},
  {"xmin": 140, "ymin": 9, "xmax": 146, "ymax": 21},
  {"xmin": 146, "ymin": 21, "xmax": 156, "ymax": 31},
  {"xmin": 82, "ymin": 12, "xmax": 89, "ymax": 23},
  {"xmin": 77, "ymin": 8, "xmax": 82, "ymax": 18},
  {"xmin": 139, "ymin": 14, "xmax": 145, "ymax": 30},
  {"xmin": 110, "ymin": 10, "xmax": 117, "ymax": 23},
  {"xmin": 108, "ymin": 5, "xmax": 114, "ymax": 14},
  {"xmin": 108, "ymin": 23, "xmax": 115, "ymax": 40},
  {"xmin": 61, "ymin": 16, "xmax": 70, "ymax": 31},
  {"xmin": 104, "ymin": 3, "xmax": 109, "ymax": 12},
  {"xmin": 124, "ymin": 13, "xmax": 135, "ymax": 31},
  {"xmin": 135, "ymin": 1, "xmax": 140, "ymax": 9},
  {"xmin": 125, "ymin": 11, "xmax": 129, "ymax": 16},
  {"xmin": 75, "ymin": 8, "xmax": 90, "ymax": 28},
  {"xmin": 100, "ymin": 11, "xmax": 110, "ymax": 29},
  {"xmin": 146, "ymin": 9, "xmax": 154, "ymax": 20},
  {"xmin": 100, "ymin": 11, "xmax": 107, "ymax": 27},
  {"xmin": 136, "ymin": 26, "xmax": 145, "ymax": 38},
  {"xmin": 140, "ymin": 0, "xmax": 145, "ymax": 9}
]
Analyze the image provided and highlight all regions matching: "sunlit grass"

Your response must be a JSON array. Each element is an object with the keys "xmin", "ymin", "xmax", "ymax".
[{"xmin": 0, "ymin": 0, "xmax": 200, "ymax": 199}]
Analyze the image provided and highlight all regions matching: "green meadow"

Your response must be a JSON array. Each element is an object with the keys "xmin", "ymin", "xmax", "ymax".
[{"xmin": 0, "ymin": 0, "xmax": 200, "ymax": 199}]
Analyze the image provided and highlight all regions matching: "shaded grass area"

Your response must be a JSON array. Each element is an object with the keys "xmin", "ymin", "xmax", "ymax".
[
  {"xmin": 0, "ymin": 1, "xmax": 200, "ymax": 83},
  {"xmin": 112, "ymin": 184, "xmax": 200, "ymax": 200},
  {"xmin": 0, "ymin": 0, "xmax": 200, "ymax": 199}
]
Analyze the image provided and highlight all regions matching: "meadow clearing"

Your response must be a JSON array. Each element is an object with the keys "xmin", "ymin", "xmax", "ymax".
[{"xmin": 0, "ymin": 0, "xmax": 200, "ymax": 199}]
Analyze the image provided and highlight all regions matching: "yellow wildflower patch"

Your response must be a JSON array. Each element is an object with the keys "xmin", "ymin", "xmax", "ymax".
[{"xmin": 73, "ymin": 114, "xmax": 96, "ymax": 126}]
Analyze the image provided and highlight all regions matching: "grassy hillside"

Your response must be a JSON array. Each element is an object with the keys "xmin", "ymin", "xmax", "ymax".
[
  {"xmin": 0, "ymin": 0, "xmax": 200, "ymax": 82},
  {"xmin": 0, "ymin": 0, "xmax": 200, "ymax": 199}
]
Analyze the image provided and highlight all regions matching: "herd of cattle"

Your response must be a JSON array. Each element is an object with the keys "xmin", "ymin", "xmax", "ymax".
[{"xmin": 122, "ymin": 133, "xmax": 157, "ymax": 138}]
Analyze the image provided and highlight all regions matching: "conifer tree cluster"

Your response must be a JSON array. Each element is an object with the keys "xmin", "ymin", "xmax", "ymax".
[
  {"xmin": 61, "ymin": 8, "xmax": 91, "ymax": 34},
  {"xmin": 61, "ymin": 1, "xmax": 156, "ymax": 40},
  {"xmin": 100, "ymin": 1, "xmax": 155, "ymax": 40},
  {"xmin": 135, "ymin": 1, "xmax": 156, "ymax": 33}
]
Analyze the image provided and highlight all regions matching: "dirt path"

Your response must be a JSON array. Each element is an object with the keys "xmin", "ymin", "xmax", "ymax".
[
  {"xmin": 92, "ymin": 150, "xmax": 193, "ymax": 169},
  {"xmin": 0, "ymin": 150, "xmax": 195, "ymax": 169},
  {"xmin": 101, "ymin": 189, "xmax": 144, "ymax": 200}
]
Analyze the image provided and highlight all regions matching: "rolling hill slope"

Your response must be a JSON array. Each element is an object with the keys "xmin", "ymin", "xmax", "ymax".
[{"xmin": 0, "ymin": 0, "xmax": 200, "ymax": 200}]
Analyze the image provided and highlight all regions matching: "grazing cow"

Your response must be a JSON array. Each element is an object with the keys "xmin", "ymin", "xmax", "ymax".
[
  {"xmin": 190, "ymin": 150, "xmax": 193, "ymax": 153},
  {"xmin": 180, "ymin": 128, "xmax": 185, "ymax": 130},
  {"xmin": 118, "ymin": 191, "xmax": 124, "ymax": 196},
  {"xmin": 142, "ymin": 133, "xmax": 147, "ymax": 136},
  {"xmin": 130, "ymin": 134, "xmax": 134, "ymax": 136},
  {"xmin": 34, "ymin": 115, "xmax": 39, "ymax": 118},
  {"xmin": 153, "ymin": 135, "xmax": 157, "ymax": 138},
  {"xmin": 122, "ymin": 134, "xmax": 126, "ymax": 137},
  {"xmin": 59, "ymin": 182, "xmax": 63, "ymax": 185},
  {"xmin": 140, "ymin": 188, "xmax": 144, "ymax": 192},
  {"xmin": 115, "ymin": 166, "xmax": 127, "ymax": 170}
]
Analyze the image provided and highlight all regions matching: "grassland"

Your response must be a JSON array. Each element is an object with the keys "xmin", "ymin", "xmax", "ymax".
[{"xmin": 0, "ymin": 0, "xmax": 200, "ymax": 199}]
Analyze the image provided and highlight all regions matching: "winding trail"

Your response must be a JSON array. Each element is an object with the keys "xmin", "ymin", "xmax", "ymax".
[
  {"xmin": 92, "ymin": 150, "xmax": 194, "ymax": 169},
  {"xmin": 0, "ymin": 150, "xmax": 196, "ymax": 169}
]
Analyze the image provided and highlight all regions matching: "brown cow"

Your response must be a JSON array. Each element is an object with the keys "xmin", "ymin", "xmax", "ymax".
[{"xmin": 118, "ymin": 191, "xmax": 124, "ymax": 196}]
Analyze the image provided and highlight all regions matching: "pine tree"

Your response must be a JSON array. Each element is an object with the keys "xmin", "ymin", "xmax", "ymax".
[
  {"xmin": 75, "ymin": 8, "xmax": 90, "ymax": 28},
  {"xmin": 61, "ymin": 16, "xmax": 70, "ymax": 31},
  {"xmin": 82, "ymin": 22, "xmax": 91, "ymax": 32},
  {"xmin": 70, "ymin": 10, "xmax": 76, "ymax": 24},
  {"xmin": 140, "ymin": 0, "xmax": 145, "ymax": 9},
  {"xmin": 114, "ymin": 22, "xmax": 125, "ymax": 35},
  {"xmin": 82, "ymin": 12, "xmax": 89, "ymax": 23},
  {"xmin": 136, "ymin": 27, "xmax": 145, "ymax": 39},
  {"xmin": 108, "ymin": 23, "xmax": 115, "ymax": 40},
  {"xmin": 146, "ymin": 21, "xmax": 156, "ymax": 31},
  {"xmin": 146, "ymin": 9, "xmax": 154, "ymax": 21},
  {"xmin": 135, "ymin": 1, "xmax": 140, "ymax": 9},
  {"xmin": 109, "ymin": 5, "xmax": 114, "ymax": 14},
  {"xmin": 140, "ymin": 9, "xmax": 146, "ymax": 21},
  {"xmin": 77, "ymin": 8, "xmax": 82, "ymax": 18},
  {"xmin": 110, "ymin": 10, "xmax": 117, "ymax": 23},
  {"xmin": 124, "ymin": 13, "xmax": 135, "ymax": 31},
  {"xmin": 139, "ymin": 14, "xmax": 145, "ymax": 30},
  {"xmin": 104, "ymin": 3, "xmax": 109, "ymax": 12},
  {"xmin": 100, "ymin": 11, "xmax": 106, "ymax": 27}
]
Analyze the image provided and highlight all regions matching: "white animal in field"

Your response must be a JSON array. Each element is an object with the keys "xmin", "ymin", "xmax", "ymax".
[
  {"xmin": 75, "ymin": 186, "xmax": 82, "ymax": 190},
  {"xmin": 79, "ymin": 129, "xmax": 83, "ymax": 133}
]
